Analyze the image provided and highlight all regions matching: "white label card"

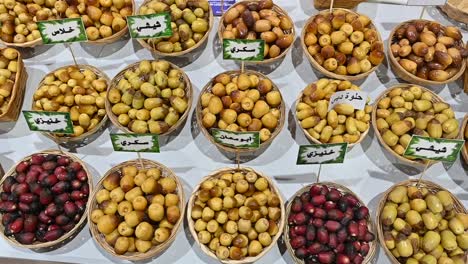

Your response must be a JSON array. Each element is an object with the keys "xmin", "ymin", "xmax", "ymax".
[{"xmin": 328, "ymin": 90, "xmax": 368, "ymax": 111}]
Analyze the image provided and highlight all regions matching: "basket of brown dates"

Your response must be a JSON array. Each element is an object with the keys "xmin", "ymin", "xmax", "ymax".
[
  {"xmin": 0, "ymin": 150, "xmax": 92, "ymax": 250},
  {"xmin": 284, "ymin": 182, "xmax": 377, "ymax": 264}
]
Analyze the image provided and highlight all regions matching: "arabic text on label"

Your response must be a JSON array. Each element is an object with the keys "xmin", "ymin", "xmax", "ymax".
[
  {"xmin": 328, "ymin": 90, "xmax": 367, "ymax": 111},
  {"xmin": 40, "ymin": 19, "xmax": 84, "ymax": 42},
  {"xmin": 114, "ymin": 135, "xmax": 156, "ymax": 151},
  {"xmin": 26, "ymin": 112, "xmax": 70, "ymax": 131},
  {"xmin": 225, "ymin": 40, "xmax": 262, "ymax": 60}
]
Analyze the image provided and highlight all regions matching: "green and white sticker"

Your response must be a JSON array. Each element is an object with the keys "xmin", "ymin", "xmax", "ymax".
[
  {"xmin": 127, "ymin": 13, "xmax": 172, "ymax": 39},
  {"xmin": 403, "ymin": 135, "xmax": 464, "ymax": 162},
  {"xmin": 110, "ymin": 134, "xmax": 160, "ymax": 153},
  {"xmin": 23, "ymin": 111, "xmax": 74, "ymax": 134},
  {"xmin": 297, "ymin": 143, "xmax": 348, "ymax": 165},
  {"xmin": 37, "ymin": 18, "xmax": 87, "ymax": 44},
  {"xmin": 212, "ymin": 129, "xmax": 260, "ymax": 149},
  {"xmin": 223, "ymin": 39, "xmax": 265, "ymax": 61}
]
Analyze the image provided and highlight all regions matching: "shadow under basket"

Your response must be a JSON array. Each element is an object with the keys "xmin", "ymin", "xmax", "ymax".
[
  {"xmin": 284, "ymin": 182, "xmax": 378, "ymax": 264},
  {"xmin": 0, "ymin": 149, "xmax": 93, "ymax": 251},
  {"xmin": 387, "ymin": 19, "xmax": 466, "ymax": 87},
  {"xmin": 196, "ymin": 70, "xmax": 286, "ymax": 153},
  {"xmin": 0, "ymin": 49, "xmax": 28, "ymax": 122},
  {"xmin": 376, "ymin": 179, "xmax": 468, "ymax": 264},
  {"xmin": 31, "ymin": 64, "xmax": 111, "ymax": 147},
  {"xmin": 88, "ymin": 159, "xmax": 185, "ymax": 261},
  {"xmin": 186, "ymin": 166, "xmax": 286, "ymax": 264}
]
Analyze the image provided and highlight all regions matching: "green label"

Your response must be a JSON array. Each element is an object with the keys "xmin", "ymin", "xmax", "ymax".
[
  {"xmin": 37, "ymin": 18, "xmax": 87, "ymax": 44},
  {"xmin": 211, "ymin": 129, "xmax": 260, "ymax": 149},
  {"xmin": 23, "ymin": 111, "xmax": 74, "ymax": 134},
  {"xmin": 297, "ymin": 143, "xmax": 348, "ymax": 165},
  {"xmin": 403, "ymin": 135, "xmax": 464, "ymax": 162},
  {"xmin": 223, "ymin": 39, "xmax": 265, "ymax": 61},
  {"xmin": 110, "ymin": 134, "xmax": 160, "ymax": 153},
  {"xmin": 127, "ymin": 13, "xmax": 173, "ymax": 39}
]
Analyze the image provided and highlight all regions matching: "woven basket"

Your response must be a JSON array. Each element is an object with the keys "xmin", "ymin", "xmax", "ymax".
[
  {"xmin": 0, "ymin": 149, "xmax": 93, "ymax": 250},
  {"xmin": 376, "ymin": 179, "xmax": 468, "ymax": 264},
  {"xmin": 284, "ymin": 182, "xmax": 377, "ymax": 264},
  {"xmin": 313, "ymin": 0, "xmax": 365, "ymax": 9},
  {"xmin": 371, "ymin": 83, "xmax": 450, "ymax": 166},
  {"xmin": 217, "ymin": 1, "xmax": 295, "ymax": 65},
  {"xmin": 301, "ymin": 8, "xmax": 383, "ymax": 81},
  {"xmin": 388, "ymin": 20, "xmax": 466, "ymax": 86},
  {"xmin": 106, "ymin": 60, "xmax": 193, "ymax": 135},
  {"xmin": 441, "ymin": 0, "xmax": 468, "ymax": 24},
  {"xmin": 460, "ymin": 114, "xmax": 468, "ymax": 163},
  {"xmin": 295, "ymin": 86, "xmax": 371, "ymax": 148},
  {"xmin": 187, "ymin": 166, "xmax": 285, "ymax": 264},
  {"xmin": 31, "ymin": 64, "xmax": 110, "ymax": 145},
  {"xmin": 0, "ymin": 0, "xmax": 134, "ymax": 47},
  {"xmin": 137, "ymin": 0, "xmax": 214, "ymax": 57},
  {"xmin": 88, "ymin": 159, "xmax": 185, "ymax": 260},
  {"xmin": 0, "ymin": 49, "xmax": 28, "ymax": 122},
  {"xmin": 196, "ymin": 70, "xmax": 285, "ymax": 153}
]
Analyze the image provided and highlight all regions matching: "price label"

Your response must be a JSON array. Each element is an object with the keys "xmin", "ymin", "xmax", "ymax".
[
  {"xmin": 209, "ymin": 0, "xmax": 235, "ymax": 16},
  {"xmin": 127, "ymin": 13, "xmax": 173, "ymax": 39},
  {"xmin": 328, "ymin": 90, "xmax": 368, "ymax": 111},
  {"xmin": 23, "ymin": 111, "xmax": 74, "ymax": 134},
  {"xmin": 211, "ymin": 129, "xmax": 260, "ymax": 149},
  {"xmin": 223, "ymin": 39, "xmax": 265, "ymax": 61},
  {"xmin": 110, "ymin": 134, "xmax": 160, "ymax": 153},
  {"xmin": 403, "ymin": 136, "xmax": 464, "ymax": 162},
  {"xmin": 37, "ymin": 18, "xmax": 87, "ymax": 44},
  {"xmin": 297, "ymin": 143, "xmax": 348, "ymax": 165}
]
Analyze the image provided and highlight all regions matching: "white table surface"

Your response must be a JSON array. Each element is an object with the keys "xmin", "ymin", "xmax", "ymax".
[{"xmin": 0, "ymin": 1, "xmax": 467, "ymax": 263}]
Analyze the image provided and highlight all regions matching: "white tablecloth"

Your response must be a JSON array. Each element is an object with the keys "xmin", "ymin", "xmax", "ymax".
[{"xmin": 0, "ymin": 1, "xmax": 467, "ymax": 263}]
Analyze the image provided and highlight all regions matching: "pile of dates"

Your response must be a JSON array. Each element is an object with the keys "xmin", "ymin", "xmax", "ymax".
[
  {"xmin": 287, "ymin": 184, "xmax": 375, "ymax": 264},
  {"xmin": 391, "ymin": 21, "xmax": 467, "ymax": 82},
  {"xmin": 0, "ymin": 153, "xmax": 89, "ymax": 245}
]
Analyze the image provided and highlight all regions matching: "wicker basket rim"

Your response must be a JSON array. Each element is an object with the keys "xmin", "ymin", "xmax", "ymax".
[
  {"xmin": 387, "ymin": 19, "xmax": 467, "ymax": 85},
  {"xmin": 301, "ymin": 8, "xmax": 383, "ymax": 81},
  {"xmin": 31, "ymin": 64, "xmax": 110, "ymax": 142},
  {"xmin": 217, "ymin": 0, "xmax": 296, "ymax": 65},
  {"xmin": 0, "ymin": 149, "xmax": 93, "ymax": 249},
  {"xmin": 195, "ymin": 69, "xmax": 286, "ymax": 153},
  {"xmin": 375, "ymin": 179, "xmax": 468, "ymax": 264},
  {"xmin": 87, "ymin": 158, "xmax": 185, "ymax": 260},
  {"xmin": 0, "ymin": 49, "xmax": 24, "ymax": 119},
  {"xmin": 371, "ymin": 83, "xmax": 448, "ymax": 166},
  {"xmin": 284, "ymin": 182, "xmax": 378, "ymax": 264},
  {"xmin": 186, "ymin": 166, "xmax": 286, "ymax": 264},
  {"xmin": 294, "ymin": 83, "xmax": 371, "ymax": 148},
  {"xmin": 105, "ymin": 59, "xmax": 193, "ymax": 136},
  {"xmin": 136, "ymin": 0, "xmax": 214, "ymax": 57}
]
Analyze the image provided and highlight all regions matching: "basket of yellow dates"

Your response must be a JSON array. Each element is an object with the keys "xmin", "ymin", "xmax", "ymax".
[
  {"xmin": 187, "ymin": 167, "xmax": 285, "ymax": 263},
  {"xmin": 196, "ymin": 70, "xmax": 285, "ymax": 152},
  {"xmin": 88, "ymin": 159, "xmax": 184, "ymax": 260},
  {"xmin": 296, "ymin": 78, "xmax": 372, "ymax": 147},
  {"xmin": 372, "ymin": 84, "xmax": 460, "ymax": 165},
  {"xmin": 377, "ymin": 179, "xmax": 468, "ymax": 264},
  {"xmin": 106, "ymin": 60, "xmax": 192, "ymax": 135},
  {"xmin": 31, "ymin": 65, "xmax": 109, "ymax": 146}
]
